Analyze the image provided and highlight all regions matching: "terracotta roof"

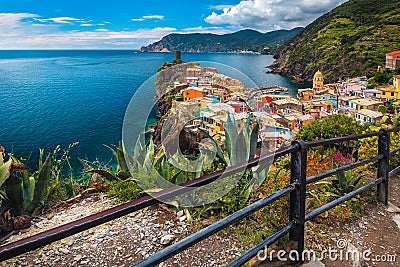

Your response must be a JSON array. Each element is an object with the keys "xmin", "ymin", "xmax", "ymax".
[{"xmin": 387, "ymin": 50, "xmax": 400, "ymax": 56}]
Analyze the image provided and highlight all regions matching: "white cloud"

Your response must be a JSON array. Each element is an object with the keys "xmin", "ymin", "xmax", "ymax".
[
  {"xmin": 0, "ymin": 13, "xmax": 37, "ymax": 28},
  {"xmin": 209, "ymin": 5, "xmax": 235, "ymax": 10},
  {"xmin": 26, "ymin": 27, "xmax": 177, "ymax": 48},
  {"xmin": 131, "ymin": 15, "xmax": 164, "ymax": 22},
  {"xmin": 131, "ymin": 18, "xmax": 145, "ymax": 22},
  {"xmin": 182, "ymin": 26, "xmax": 232, "ymax": 35},
  {"xmin": 143, "ymin": 15, "xmax": 164, "ymax": 20},
  {"xmin": 0, "ymin": 13, "xmax": 176, "ymax": 49},
  {"xmin": 34, "ymin": 16, "xmax": 86, "ymax": 24},
  {"xmin": 205, "ymin": 0, "xmax": 347, "ymax": 31}
]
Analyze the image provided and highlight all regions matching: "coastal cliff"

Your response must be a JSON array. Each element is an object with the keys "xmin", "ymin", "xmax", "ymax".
[
  {"xmin": 270, "ymin": 0, "xmax": 400, "ymax": 83},
  {"xmin": 152, "ymin": 58, "xmax": 202, "ymax": 154},
  {"xmin": 140, "ymin": 28, "xmax": 303, "ymax": 54}
]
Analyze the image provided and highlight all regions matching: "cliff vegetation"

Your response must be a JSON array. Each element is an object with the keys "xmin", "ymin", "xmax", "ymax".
[
  {"xmin": 140, "ymin": 28, "xmax": 303, "ymax": 54},
  {"xmin": 270, "ymin": 0, "xmax": 400, "ymax": 83}
]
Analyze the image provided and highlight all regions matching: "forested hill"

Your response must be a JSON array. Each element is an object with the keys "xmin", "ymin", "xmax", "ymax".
[
  {"xmin": 139, "ymin": 28, "xmax": 303, "ymax": 54},
  {"xmin": 270, "ymin": 0, "xmax": 400, "ymax": 83}
]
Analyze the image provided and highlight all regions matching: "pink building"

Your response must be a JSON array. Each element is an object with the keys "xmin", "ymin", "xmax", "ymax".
[{"xmin": 226, "ymin": 101, "xmax": 249, "ymax": 113}]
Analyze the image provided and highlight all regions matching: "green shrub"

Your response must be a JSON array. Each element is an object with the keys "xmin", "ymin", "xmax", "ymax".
[
  {"xmin": 108, "ymin": 180, "xmax": 144, "ymax": 203},
  {"xmin": 295, "ymin": 114, "xmax": 367, "ymax": 141}
]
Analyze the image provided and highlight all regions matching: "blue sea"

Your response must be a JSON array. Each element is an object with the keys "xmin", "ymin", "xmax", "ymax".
[{"xmin": 0, "ymin": 50, "xmax": 308, "ymax": 172}]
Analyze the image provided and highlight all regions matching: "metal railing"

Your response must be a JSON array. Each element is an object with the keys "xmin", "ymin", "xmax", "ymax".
[{"xmin": 1, "ymin": 128, "xmax": 399, "ymax": 266}]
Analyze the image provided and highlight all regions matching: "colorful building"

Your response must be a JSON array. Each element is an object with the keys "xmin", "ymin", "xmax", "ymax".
[
  {"xmin": 348, "ymin": 98, "xmax": 381, "ymax": 111},
  {"xmin": 379, "ymin": 86, "xmax": 398, "ymax": 101},
  {"xmin": 270, "ymin": 98, "xmax": 303, "ymax": 115},
  {"xmin": 338, "ymin": 96, "xmax": 361, "ymax": 110},
  {"xmin": 309, "ymin": 100, "xmax": 334, "ymax": 113},
  {"xmin": 203, "ymin": 67, "xmax": 218, "ymax": 74},
  {"xmin": 284, "ymin": 113, "xmax": 315, "ymax": 133},
  {"xmin": 183, "ymin": 87, "xmax": 206, "ymax": 102},
  {"xmin": 363, "ymin": 89, "xmax": 381, "ymax": 100},
  {"xmin": 185, "ymin": 77, "xmax": 199, "ymax": 85},
  {"xmin": 385, "ymin": 51, "xmax": 400, "ymax": 70},
  {"xmin": 254, "ymin": 94, "xmax": 274, "ymax": 112},
  {"xmin": 297, "ymin": 89, "xmax": 314, "ymax": 100},
  {"xmin": 353, "ymin": 109, "xmax": 383, "ymax": 125},
  {"xmin": 378, "ymin": 75, "xmax": 400, "ymax": 101},
  {"xmin": 394, "ymin": 75, "xmax": 400, "ymax": 90},
  {"xmin": 226, "ymin": 101, "xmax": 249, "ymax": 113},
  {"xmin": 186, "ymin": 66, "xmax": 203, "ymax": 77}
]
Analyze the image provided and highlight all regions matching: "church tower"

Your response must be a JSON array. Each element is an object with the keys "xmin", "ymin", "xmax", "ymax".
[{"xmin": 313, "ymin": 70, "xmax": 324, "ymax": 90}]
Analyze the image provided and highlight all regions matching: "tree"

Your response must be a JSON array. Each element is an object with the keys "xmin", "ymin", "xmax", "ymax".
[{"xmin": 295, "ymin": 114, "xmax": 368, "ymax": 142}]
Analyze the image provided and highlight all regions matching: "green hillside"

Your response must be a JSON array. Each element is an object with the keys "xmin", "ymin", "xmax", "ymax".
[
  {"xmin": 270, "ymin": 0, "xmax": 400, "ymax": 83},
  {"xmin": 140, "ymin": 28, "xmax": 303, "ymax": 54}
]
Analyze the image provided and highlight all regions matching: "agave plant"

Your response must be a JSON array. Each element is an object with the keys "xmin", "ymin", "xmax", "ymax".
[
  {"xmin": 0, "ymin": 146, "xmax": 12, "ymax": 201},
  {"xmin": 200, "ymin": 113, "xmax": 259, "ymax": 167},
  {"xmin": 80, "ymin": 142, "xmax": 133, "ymax": 182},
  {"xmin": 80, "ymin": 137, "xmax": 162, "ymax": 183},
  {"xmin": 1, "ymin": 151, "xmax": 51, "ymax": 216},
  {"xmin": 317, "ymin": 151, "xmax": 366, "ymax": 197},
  {"xmin": 0, "ymin": 146, "xmax": 52, "ymax": 236}
]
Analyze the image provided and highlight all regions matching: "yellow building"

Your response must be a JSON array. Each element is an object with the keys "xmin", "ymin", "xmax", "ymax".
[
  {"xmin": 379, "ymin": 86, "xmax": 398, "ymax": 101},
  {"xmin": 394, "ymin": 75, "xmax": 400, "ymax": 90},
  {"xmin": 313, "ymin": 70, "xmax": 324, "ymax": 89},
  {"xmin": 379, "ymin": 76, "xmax": 400, "ymax": 101}
]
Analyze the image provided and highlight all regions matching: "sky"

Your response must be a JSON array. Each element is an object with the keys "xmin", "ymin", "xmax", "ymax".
[{"xmin": 0, "ymin": 0, "xmax": 347, "ymax": 49}]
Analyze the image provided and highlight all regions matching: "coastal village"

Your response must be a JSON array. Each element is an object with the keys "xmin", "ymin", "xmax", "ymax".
[{"xmin": 165, "ymin": 50, "xmax": 400, "ymax": 151}]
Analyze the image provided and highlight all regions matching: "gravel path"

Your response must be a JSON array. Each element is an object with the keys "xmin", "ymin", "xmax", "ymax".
[
  {"xmin": 0, "ymin": 195, "xmax": 244, "ymax": 267},
  {"xmin": 2, "ymin": 177, "xmax": 399, "ymax": 267}
]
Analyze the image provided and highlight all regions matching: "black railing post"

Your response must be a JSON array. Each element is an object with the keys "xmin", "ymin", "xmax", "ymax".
[
  {"xmin": 289, "ymin": 140, "xmax": 307, "ymax": 258},
  {"xmin": 377, "ymin": 129, "xmax": 390, "ymax": 205}
]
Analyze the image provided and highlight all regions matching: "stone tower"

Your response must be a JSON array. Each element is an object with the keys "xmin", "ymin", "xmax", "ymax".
[
  {"xmin": 174, "ymin": 50, "xmax": 182, "ymax": 64},
  {"xmin": 313, "ymin": 70, "xmax": 324, "ymax": 90}
]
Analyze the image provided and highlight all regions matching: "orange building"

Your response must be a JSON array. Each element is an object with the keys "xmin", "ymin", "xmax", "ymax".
[
  {"xmin": 310, "ymin": 100, "xmax": 334, "ymax": 113},
  {"xmin": 386, "ymin": 51, "xmax": 400, "ymax": 70},
  {"xmin": 183, "ymin": 87, "xmax": 206, "ymax": 102}
]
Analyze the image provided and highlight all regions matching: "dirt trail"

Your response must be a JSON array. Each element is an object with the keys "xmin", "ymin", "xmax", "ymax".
[{"xmin": 1, "ymin": 176, "xmax": 399, "ymax": 267}]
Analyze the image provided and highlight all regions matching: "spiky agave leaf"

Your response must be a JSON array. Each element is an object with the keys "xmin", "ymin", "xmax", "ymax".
[
  {"xmin": 132, "ymin": 136, "xmax": 143, "ymax": 172},
  {"xmin": 232, "ymin": 131, "xmax": 249, "ymax": 165},
  {"xmin": 0, "ymin": 147, "xmax": 4, "ymax": 165},
  {"xmin": 116, "ymin": 143, "xmax": 129, "ymax": 173},
  {"xmin": 170, "ymin": 170, "xmax": 183, "ymax": 184},
  {"xmin": 224, "ymin": 113, "xmax": 238, "ymax": 162},
  {"xmin": 22, "ymin": 173, "xmax": 35, "ymax": 209},
  {"xmin": 198, "ymin": 128, "xmax": 226, "ymax": 165},
  {"xmin": 0, "ymin": 158, "xmax": 12, "ymax": 187},
  {"xmin": 5, "ymin": 174, "xmax": 24, "ymax": 216},
  {"xmin": 245, "ymin": 113, "xmax": 251, "ymax": 135},
  {"xmin": 26, "ymin": 154, "xmax": 51, "ymax": 215},
  {"xmin": 78, "ymin": 158, "xmax": 94, "ymax": 171},
  {"xmin": 143, "ymin": 139, "xmax": 155, "ymax": 173},
  {"xmin": 249, "ymin": 121, "xmax": 259, "ymax": 160},
  {"xmin": 160, "ymin": 156, "xmax": 170, "ymax": 180}
]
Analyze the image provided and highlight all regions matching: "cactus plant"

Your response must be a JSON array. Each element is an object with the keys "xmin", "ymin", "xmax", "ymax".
[
  {"xmin": 0, "ymin": 147, "xmax": 51, "ymax": 217},
  {"xmin": 0, "ymin": 146, "xmax": 12, "ymax": 189},
  {"xmin": 200, "ymin": 113, "xmax": 260, "ymax": 167}
]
